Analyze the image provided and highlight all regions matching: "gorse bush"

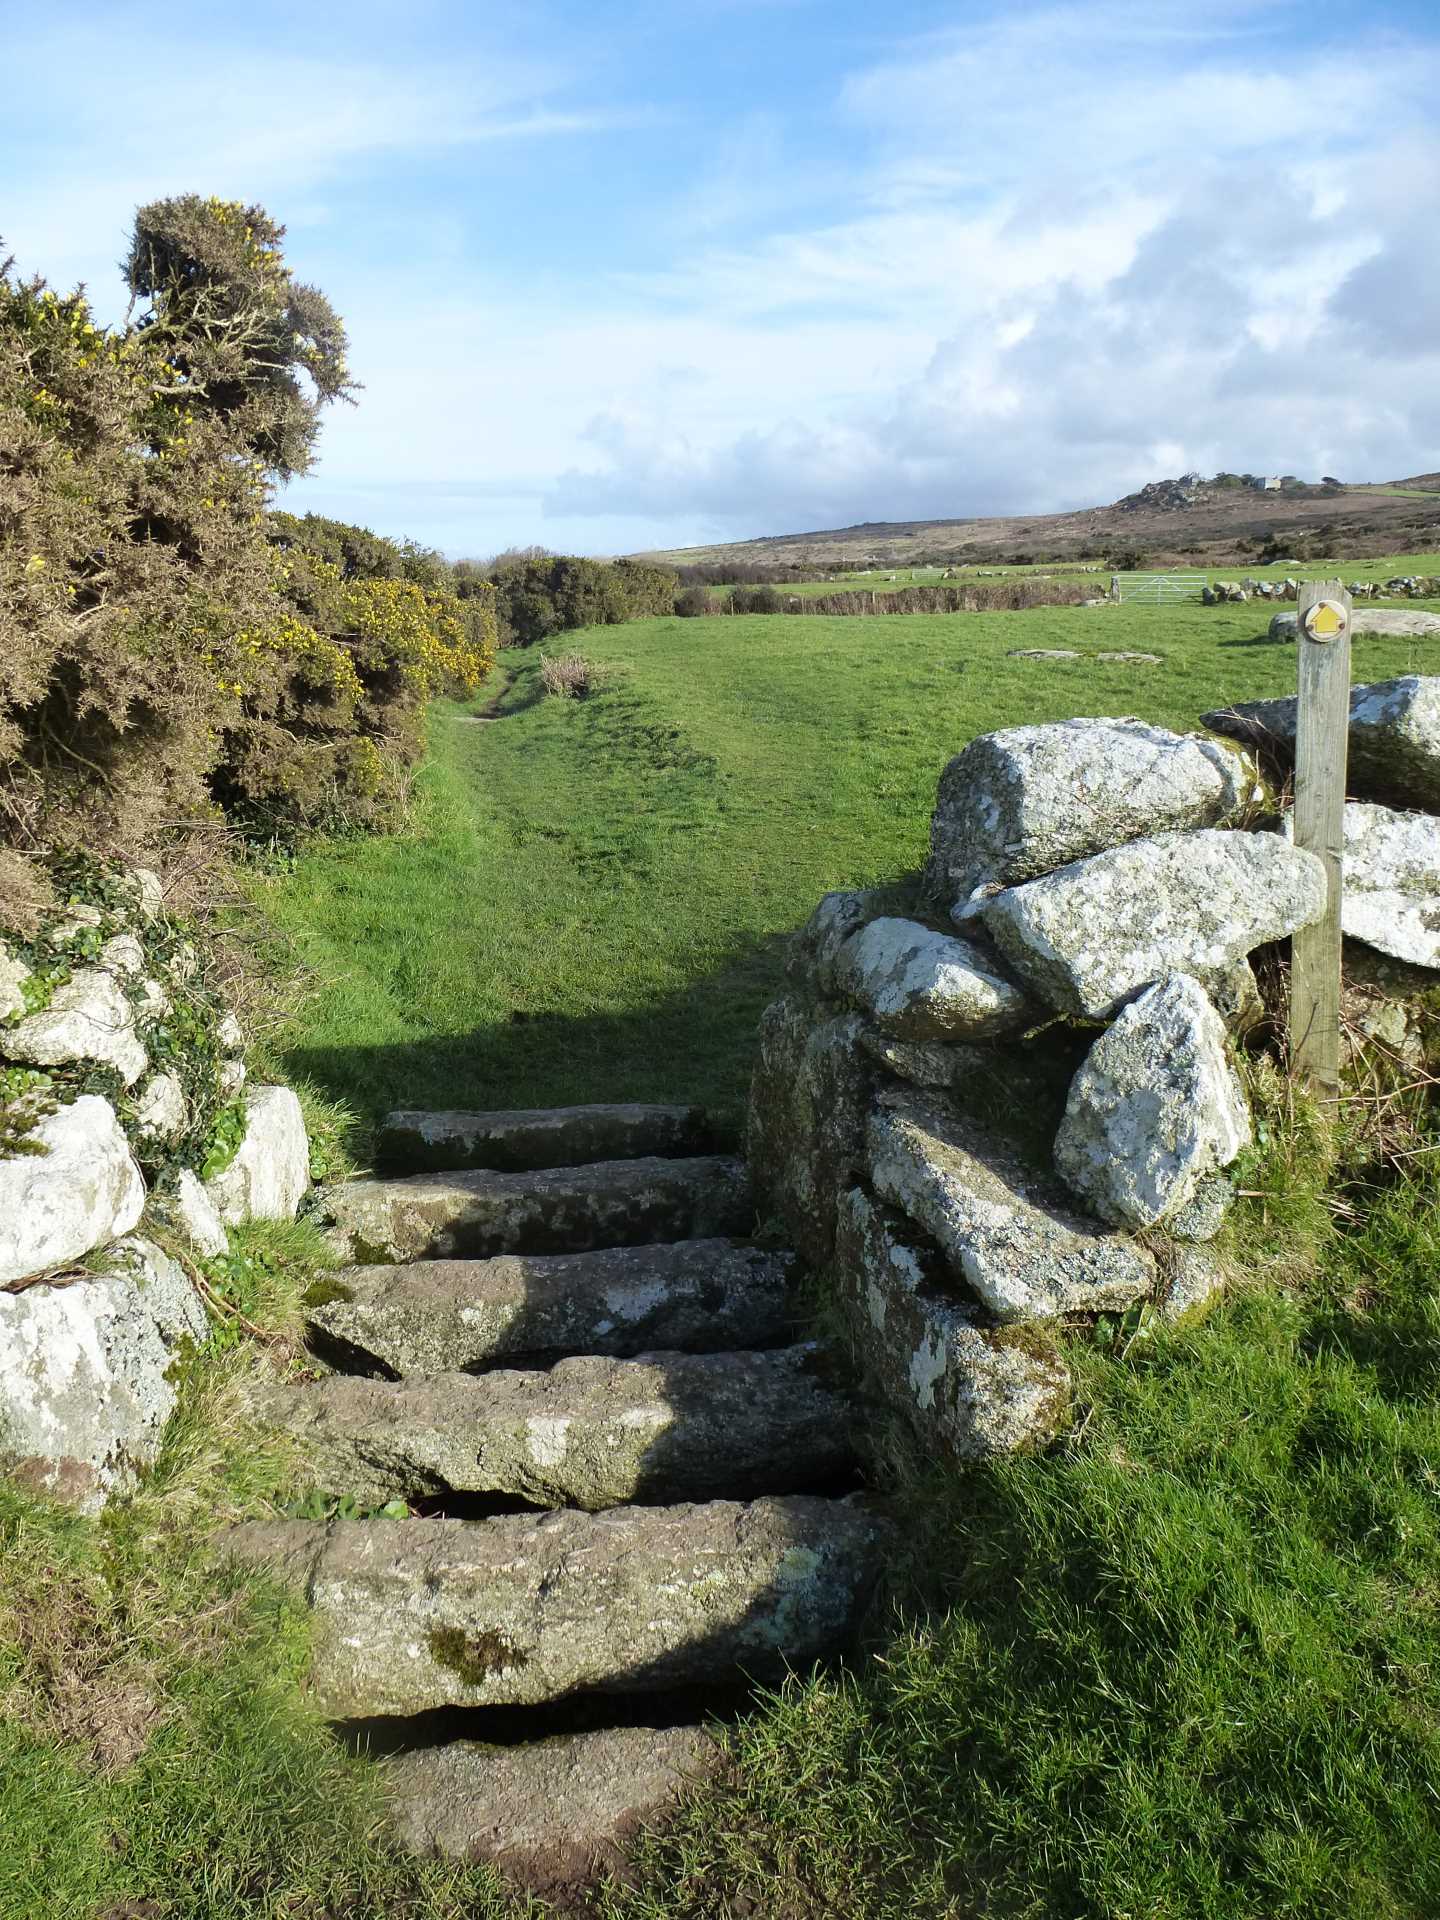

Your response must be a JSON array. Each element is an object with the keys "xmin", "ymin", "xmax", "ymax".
[{"xmin": 0, "ymin": 199, "xmax": 495, "ymax": 856}]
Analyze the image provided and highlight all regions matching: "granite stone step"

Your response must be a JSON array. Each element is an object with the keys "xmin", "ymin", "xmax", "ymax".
[
  {"xmin": 223, "ymin": 1496, "xmax": 892, "ymax": 1715},
  {"xmin": 377, "ymin": 1103, "xmax": 717, "ymax": 1175},
  {"xmin": 320, "ymin": 1154, "xmax": 753, "ymax": 1265},
  {"xmin": 382, "ymin": 1725, "xmax": 721, "ymax": 1892},
  {"xmin": 304, "ymin": 1239, "xmax": 799, "ymax": 1376},
  {"xmin": 264, "ymin": 1344, "xmax": 856, "ymax": 1511}
]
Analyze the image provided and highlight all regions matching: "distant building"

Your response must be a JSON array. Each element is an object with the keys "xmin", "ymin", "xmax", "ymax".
[{"xmin": 1249, "ymin": 475, "xmax": 1283, "ymax": 491}]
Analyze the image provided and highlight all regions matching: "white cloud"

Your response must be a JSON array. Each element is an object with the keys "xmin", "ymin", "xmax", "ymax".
[{"xmin": 539, "ymin": 3, "xmax": 1440, "ymax": 543}]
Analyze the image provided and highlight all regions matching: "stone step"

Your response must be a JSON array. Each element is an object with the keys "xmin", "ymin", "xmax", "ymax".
[
  {"xmin": 305, "ymin": 1239, "xmax": 799, "ymax": 1376},
  {"xmin": 377, "ymin": 1103, "xmax": 716, "ymax": 1175},
  {"xmin": 320, "ymin": 1155, "xmax": 753, "ymax": 1266},
  {"xmin": 223, "ymin": 1496, "xmax": 892, "ymax": 1715},
  {"xmin": 263, "ymin": 1344, "xmax": 856, "ymax": 1511},
  {"xmin": 383, "ymin": 1725, "xmax": 721, "ymax": 1892}
]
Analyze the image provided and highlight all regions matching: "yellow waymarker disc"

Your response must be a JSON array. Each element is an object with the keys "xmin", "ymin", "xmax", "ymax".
[{"xmin": 1303, "ymin": 599, "xmax": 1347, "ymax": 641}]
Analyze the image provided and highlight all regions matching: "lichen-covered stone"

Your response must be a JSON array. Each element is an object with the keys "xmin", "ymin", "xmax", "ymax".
[
  {"xmin": 981, "ymin": 829, "xmax": 1326, "ymax": 1020},
  {"xmin": 223, "ymin": 1497, "xmax": 894, "ymax": 1714},
  {"xmin": 321, "ymin": 1154, "xmax": 751, "ymax": 1266},
  {"xmin": 305, "ymin": 1239, "xmax": 799, "ymax": 1376},
  {"xmin": 747, "ymin": 992, "xmax": 872, "ymax": 1266},
  {"xmin": 377, "ymin": 1103, "xmax": 714, "ymax": 1175},
  {"xmin": 0, "ymin": 1237, "xmax": 207, "ymax": 1511},
  {"xmin": 925, "ymin": 717, "xmax": 1254, "ymax": 909},
  {"xmin": 833, "ymin": 1188, "xmax": 1070, "ymax": 1456},
  {"xmin": 0, "ymin": 943, "xmax": 31, "ymax": 1021},
  {"xmin": 157, "ymin": 1168, "xmax": 229, "ymax": 1260},
  {"xmin": 1168, "ymin": 1175, "xmax": 1234, "ymax": 1243},
  {"xmin": 1205, "ymin": 675, "xmax": 1440, "ymax": 810},
  {"xmin": 1156, "ymin": 1246, "xmax": 1229, "ymax": 1324},
  {"xmin": 206, "ymin": 1085, "xmax": 310, "ymax": 1225},
  {"xmin": 0, "ymin": 1095, "xmax": 145, "ymax": 1287},
  {"xmin": 866, "ymin": 1089, "xmax": 1154, "ymax": 1321},
  {"xmin": 3, "ymin": 966, "xmax": 148, "ymax": 1086},
  {"xmin": 264, "ymin": 1344, "xmax": 854, "ymax": 1510},
  {"xmin": 1283, "ymin": 802, "xmax": 1440, "ymax": 970},
  {"xmin": 858, "ymin": 1030, "xmax": 992, "ymax": 1090},
  {"xmin": 1341, "ymin": 943, "xmax": 1436, "ymax": 1069},
  {"xmin": 785, "ymin": 890, "xmax": 889, "ymax": 995},
  {"xmin": 1054, "ymin": 975, "xmax": 1251, "ymax": 1228},
  {"xmin": 134, "ymin": 1071, "xmax": 187, "ymax": 1144},
  {"xmin": 831, "ymin": 917, "xmax": 1029, "ymax": 1042},
  {"xmin": 384, "ymin": 1726, "xmax": 721, "ymax": 1890}
]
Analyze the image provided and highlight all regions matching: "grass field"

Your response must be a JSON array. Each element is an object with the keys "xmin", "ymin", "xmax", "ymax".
[{"xmin": 260, "ymin": 594, "xmax": 1440, "ymax": 1142}]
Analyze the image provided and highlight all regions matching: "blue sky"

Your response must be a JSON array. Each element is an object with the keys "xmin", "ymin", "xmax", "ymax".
[{"xmin": 5, "ymin": 0, "xmax": 1437, "ymax": 556}]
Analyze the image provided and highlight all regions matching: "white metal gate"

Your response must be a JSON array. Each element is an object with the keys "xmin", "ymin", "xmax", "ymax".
[{"xmin": 1110, "ymin": 572, "xmax": 1207, "ymax": 604}]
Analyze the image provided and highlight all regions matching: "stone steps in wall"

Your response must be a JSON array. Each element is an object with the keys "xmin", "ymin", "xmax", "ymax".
[
  {"xmin": 304, "ymin": 1238, "xmax": 801, "ymax": 1376},
  {"xmin": 223, "ymin": 1496, "xmax": 891, "ymax": 1717},
  {"xmin": 377, "ymin": 1102, "xmax": 719, "ymax": 1174},
  {"xmin": 320, "ymin": 1153, "xmax": 754, "ymax": 1265},
  {"xmin": 252, "ymin": 1103, "xmax": 877, "ymax": 1891},
  {"xmin": 263, "ymin": 1344, "xmax": 857, "ymax": 1511}
]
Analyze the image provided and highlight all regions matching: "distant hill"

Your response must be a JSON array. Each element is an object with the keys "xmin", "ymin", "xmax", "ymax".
[{"xmin": 638, "ymin": 474, "xmax": 1440, "ymax": 571}]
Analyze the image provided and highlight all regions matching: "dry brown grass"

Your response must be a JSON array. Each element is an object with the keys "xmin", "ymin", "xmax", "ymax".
[{"xmin": 538, "ymin": 652, "xmax": 604, "ymax": 699}]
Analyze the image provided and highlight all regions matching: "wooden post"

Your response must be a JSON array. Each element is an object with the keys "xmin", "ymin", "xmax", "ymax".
[{"xmin": 1290, "ymin": 578, "xmax": 1352, "ymax": 1096}]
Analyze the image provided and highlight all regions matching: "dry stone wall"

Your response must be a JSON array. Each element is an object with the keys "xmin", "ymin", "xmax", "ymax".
[
  {"xmin": 0, "ymin": 860, "xmax": 313, "ymax": 1508},
  {"xmin": 751, "ymin": 689, "xmax": 1440, "ymax": 1463}
]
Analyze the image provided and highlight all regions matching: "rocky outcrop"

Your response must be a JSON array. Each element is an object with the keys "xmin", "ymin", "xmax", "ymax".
[
  {"xmin": 157, "ymin": 1168, "xmax": 230, "ymax": 1260},
  {"xmin": 0, "ymin": 1238, "xmax": 207, "ymax": 1511},
  {"xmin": 223, "ymin": 1498, "xmax": 894, "ymax": 1715},
  {"xmin": 206, "ymin": 1085, "xmax": 311, "ymax": 1225},
  {"xmin": 785, "ymin": 889, "xmax": 891, "ymax": 995},
  {"xmin": 981, "ymin": 830, "xmax": 1326, "ymax": 1020},
  {"xmin": 867, "ymin": 1090, "xmax": 1155, "ymax": 1321},
  {"xmin": 926, "ymin": 718, "xmax": 1254, "ymax": 908},
  {"xmin": 0, "ymin": 1096, "xmax": 145, "ymax": 1288},
  {"xmin": 1205, "ymin": 675, "xmax": 1440, "ymax": 811},
  {"xmin": 4, "ymin": 965, "xmax": 150, "ymax": 1086},
  {"xmin": 1054, "ymin": 975, "xmax": 1251, "ymax": 1228}
]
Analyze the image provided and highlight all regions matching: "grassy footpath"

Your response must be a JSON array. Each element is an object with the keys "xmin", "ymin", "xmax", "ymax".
[{"xmin": 260, "ymin": 597, "xmax": 1439, "ymax": 1141}]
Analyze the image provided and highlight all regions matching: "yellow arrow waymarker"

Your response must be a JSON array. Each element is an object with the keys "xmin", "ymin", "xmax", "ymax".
[{"xmin": 1303, "ymin": 599, "xmax": 1347, "ymax": 641}]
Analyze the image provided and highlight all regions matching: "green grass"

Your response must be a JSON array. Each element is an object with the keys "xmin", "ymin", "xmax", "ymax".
[{"xmin": 259, "ymin": 597, "xmax": 1440, "ymax": 1142}]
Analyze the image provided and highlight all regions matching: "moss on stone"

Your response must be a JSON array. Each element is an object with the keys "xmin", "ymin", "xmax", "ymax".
[
  {"xmin": 302, "ymin": 1276, "xmax": 355, "ymax": 1309},
  {"xmin": 427, "ymin": 1624, "xmax": 530, "ymax": 1686}
]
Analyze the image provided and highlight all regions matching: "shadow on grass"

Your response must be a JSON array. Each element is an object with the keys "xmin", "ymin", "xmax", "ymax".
[{"xmin": 277, "ymin": 927, "xmax": 802, "ymax": 1154}]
